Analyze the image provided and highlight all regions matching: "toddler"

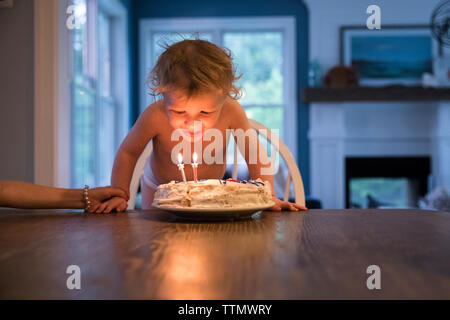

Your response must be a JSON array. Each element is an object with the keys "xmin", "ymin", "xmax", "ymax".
[{"xmin": 98, "ymin": 39, "xmax": 306, "ymax": 213}]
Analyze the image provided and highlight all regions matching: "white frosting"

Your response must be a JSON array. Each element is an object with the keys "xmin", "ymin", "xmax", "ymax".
[{"xmin": 152, "ymin": 179, "xmax": 273, "ymax": 208}]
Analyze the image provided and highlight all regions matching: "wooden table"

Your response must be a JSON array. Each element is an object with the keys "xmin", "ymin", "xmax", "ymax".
[{"xmin": 1, "ymin": 208, "xmax": 450, "ymax": 299}]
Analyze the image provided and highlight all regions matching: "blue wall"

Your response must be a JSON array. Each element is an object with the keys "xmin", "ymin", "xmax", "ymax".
[{"xmin": 131, "ymin": 0, "xmax": 310, "ymax": 195}]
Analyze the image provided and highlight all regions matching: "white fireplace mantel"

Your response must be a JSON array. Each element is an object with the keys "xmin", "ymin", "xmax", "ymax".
[{"xmin": 309, "ymin": 101, "xmax": 450, "ymax": 209}]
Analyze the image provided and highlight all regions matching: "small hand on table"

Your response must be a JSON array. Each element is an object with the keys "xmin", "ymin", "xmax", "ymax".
[
  {"xmin": 269, "ymin": 197, "xmax": 308, "ymax": 212},
  {"xmin": 88, "ymin": 187, "xmax": 129, "ymax": 213}
]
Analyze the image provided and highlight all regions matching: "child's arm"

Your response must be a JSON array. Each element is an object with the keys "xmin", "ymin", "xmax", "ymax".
[
  {"xmin": 229, "ymin": 101, "xmax": 307, "ymax": 211},
  {"xmin": 0, "ymin": 181, "xmax": 127, "ymax": 211},
  {"xmin": 111, "ymin": 105, "xmax": 160, "ymax": 195},
  {"xmin": 100, "ymin": 105, "xmax": 160, "ymax": 213}
]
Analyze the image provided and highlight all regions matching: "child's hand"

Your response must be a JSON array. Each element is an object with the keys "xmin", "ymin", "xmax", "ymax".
[
  {"xmin": 90, "ymin": 196, "xmax": 128, "ymax": 214},
  {"xmin": 89, "ymin": 186, "xmax": 128, "ymax": 203},
  {"xmin": 269, "ymin": 197, "xmax": 307, "ymax": 212},
  {"xmin": 87, "ymin": 187, "xmax": 128, "ymax": 213}
]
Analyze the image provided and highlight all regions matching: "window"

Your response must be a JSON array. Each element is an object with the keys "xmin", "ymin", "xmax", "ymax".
[
  {"xmin": 70, "ymin": 0, "xmax": 129, "ymax": 188},
  {"xmin": 223, "ymin": 32, "xmax": 284, "ymax": 140},
  {"xmin": 140, "ymin": 17, "xmax": 297, "ymax": 163}
]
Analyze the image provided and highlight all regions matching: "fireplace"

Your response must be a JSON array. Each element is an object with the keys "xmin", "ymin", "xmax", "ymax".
[
  {"xmin": 308, "ymin": 100, "xmax": 450, "ymax": 209},
  {"xmin": 345, "ymin": 157, "xmax": 431, "ymax": 209}
]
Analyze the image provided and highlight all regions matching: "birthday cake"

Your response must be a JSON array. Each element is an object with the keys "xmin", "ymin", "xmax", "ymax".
[{"xmin": 152, "ymin": 179, "xmax": 273, "ymax": 209}]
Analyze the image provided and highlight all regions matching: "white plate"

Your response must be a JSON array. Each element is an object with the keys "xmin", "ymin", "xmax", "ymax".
[{"xmin": 153, "ymin": 202, "xmax": 275, "ymax": 221}]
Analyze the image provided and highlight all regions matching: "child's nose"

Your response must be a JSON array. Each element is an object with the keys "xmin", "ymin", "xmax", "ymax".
[
  {"xmin": 184, "ymin": 117, "xmax": 202, "ymax": 131},
  {"xmin": 184, "ymin": 116, "xmax": 194, "ymax": 128}
]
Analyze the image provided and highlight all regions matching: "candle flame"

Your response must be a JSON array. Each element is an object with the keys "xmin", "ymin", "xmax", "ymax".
[
  {"xmin": 178, "ymin": 153, "xmax": 183, "ymax": 164},
  {"xmin": 193, "ymin": 152, "xmax": 198, "ymax": 163}
]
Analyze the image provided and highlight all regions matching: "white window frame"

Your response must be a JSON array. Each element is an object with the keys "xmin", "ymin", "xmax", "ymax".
[
  {"xmin": 34, "ymin": 0, "xmax": 71, "ymax": 187},
  {"xmin": 34, "ymin": 0, "xmax": 129, "ymax": 187},
  {"xmin": 139, "ymin": 17, "xmax": 298, "ymax": 162},
  {"xmin": 97, "ymin": 0, "xmax": 130, "ymax": 142},
  {"xmin": 95, "ymin": 0, "xmax": 130, "ymax": 186}
]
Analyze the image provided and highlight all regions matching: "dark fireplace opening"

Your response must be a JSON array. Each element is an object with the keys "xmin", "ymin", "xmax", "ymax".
[{"xmin": 346, "ymin": 157, "xmax": 431, "ymax": 209}]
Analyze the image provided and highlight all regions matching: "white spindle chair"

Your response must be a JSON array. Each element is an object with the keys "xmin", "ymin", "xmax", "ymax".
[{"xmin": 127, "ymin": 119, "xmax": 305, "ymax": 209}]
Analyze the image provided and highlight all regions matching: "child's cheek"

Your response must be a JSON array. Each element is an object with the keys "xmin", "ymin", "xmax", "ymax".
[
  {"xmin": 168, "ymin": 116, "xmax": 183, "ymax": 129},
  {"xmin": 205, "ymin": 118, "xmax": 218, "ymax": 130},
  {"xmin": 208, "ymin": 115, "xmax": 221, "ymax": 128}
]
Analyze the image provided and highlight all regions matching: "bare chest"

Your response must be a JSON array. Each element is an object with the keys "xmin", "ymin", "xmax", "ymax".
[{"xmin": 149, "ymin": 124, "xmax": 232, "ymax": 183}]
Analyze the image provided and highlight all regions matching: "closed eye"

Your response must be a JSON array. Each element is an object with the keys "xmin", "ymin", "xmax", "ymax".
[
  {"xmin": 170, "ymin": 110, "xmax": 185, "ymax": 115},
  {"xmin": 200, "ymin": 111, "xmax": 213, "ymax": 114}
]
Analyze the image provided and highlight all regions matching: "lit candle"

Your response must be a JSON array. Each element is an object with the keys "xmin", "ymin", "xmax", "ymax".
[
  {"xmin": 192, "ymin": 152, "xmax": 198, "ymax": 183},
  {"xmin": 177, "ymin": 153, "xmax": 187, "ymax": 183}
]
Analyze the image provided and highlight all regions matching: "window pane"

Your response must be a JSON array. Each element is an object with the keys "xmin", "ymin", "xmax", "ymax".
[
  {"xmin": 226, "ymin": 106, "xmax": 282, "ymax": 168},
  {"xmin": 224, "ymin": 32, "xmax": 284, "ymax": 142},
  {"xmin": 244, "ymin": 106, "xmax": 283, "ymax": 140},
  {"xmin": 223, "ymin": 32, "xmax": 283, "ymax": 106},
  {"xmin": 98, "ymin": 11, "xmax": 115, "ymax": 187},
  {"xmin": 72, "ymin": 0, "xmax": 88, "ymax": 76},
  {"xmin": 98, "ymin": 12, "xmax": 111, "ymax": 97},
  {"xmin": 71, "ymin": 1, "xmax": 125, "ymax": 188},
  {"xmin": 98, "ymin": 98, "xmax": 116, "ymax": 187},
  {"xmin": 72, "ymin": 84, "xmax": 96, "ymax": 187},
  {"xmin": 223, "ymin": 27, "xmax": 285, "ymax": 164},
  {"xmin": 71, "ymin": 0, "xmax": 94, "ymax": 188}
]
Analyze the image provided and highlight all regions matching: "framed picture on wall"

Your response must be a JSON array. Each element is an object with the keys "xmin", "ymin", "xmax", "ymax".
[{"xmin": 340, "ymin": 25, "xmax": 439, "ymax": 86}]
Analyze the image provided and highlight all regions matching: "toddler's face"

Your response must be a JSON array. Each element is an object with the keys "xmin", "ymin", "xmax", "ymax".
[{"xmin": 163, "ymin": 89, "xmax": 225, "ymax": 140}]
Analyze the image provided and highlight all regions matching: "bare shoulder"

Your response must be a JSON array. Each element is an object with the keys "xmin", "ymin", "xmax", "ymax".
[
  {"xmin": 134, "ymin": 100, "xmax": 166, "ymax": 130},
  {"xmin": 125, "ymin": 99, "xmax": 167, "ymax": 145},
  {"xmin": 222, "ymin": 97, "xmax": 251, "ymax": 130},
  {"xmin": 140, "ymin": 99, "xmax": 166, "ymax": 123},
  {"xmin": 222, "ymin": 97, "xmax": 244, "ymax": 115}
]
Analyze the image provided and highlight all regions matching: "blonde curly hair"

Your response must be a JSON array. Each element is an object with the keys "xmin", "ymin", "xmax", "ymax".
[{"xmin": 147, "ymin": 39, "xmax": 242, "ymax": 100}]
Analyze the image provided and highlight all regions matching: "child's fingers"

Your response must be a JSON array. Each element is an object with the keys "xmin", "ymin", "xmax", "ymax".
[
  {"xmin": 103, "ymin": 199, "xmax": 127, "ymax": 214},
  {"xmin": 293, "ymin": 203, "xmax": 308, "ymax": 211},
  {"xmin": 89, "ymin": 203, "xmax": 101, "ymax": 213},
  {"xmin": 117, "ymin": 201, "xmax": 128, "ymax": 212},
  {"xmin": 269, "ymin": 203, "xmax": 282, "ymax": 211},
  {"xmin": 105, "ymin": 199, "xmax": 123, "ymax": 214},
  {"xmin": 278, "ymin": 201, "xmax": 288, "ymax": 210},
  {"xmin": 104, "ymin": 203, "xmax": 115, "ymax": 214},
  {"xmin": 285, "ymin": 203, "xmax": 298, "ymax": 211},
  {"xmin": 277, "ymin": 201, "xmax": 299, "ymax": 211},
  {"xmin": 95, "ymin": 202, "xmax": 108, "ymax": 213}
]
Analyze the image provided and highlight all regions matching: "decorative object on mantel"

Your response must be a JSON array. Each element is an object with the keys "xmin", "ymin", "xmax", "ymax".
[
  {"xmin": 430, "ymin": 0, "xmax": 450, "ymax": 87},
  {"xmin": 340, "ymin": 25, "xmax": 436, "ymax": 86},
  {"xmin": 422, "ymin": 73, "xmax": 438, "ymax": 87},
  {"xmin": 418, "ymin": 187, "xmax": 450, "ymax": 212},
  {"xmin": 323, "ymin": 65, "xmax": 358, "ymax": 88}
]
